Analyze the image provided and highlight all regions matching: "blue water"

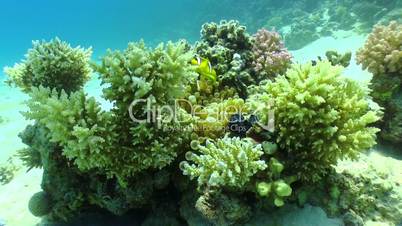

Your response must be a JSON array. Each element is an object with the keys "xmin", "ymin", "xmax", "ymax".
[{"xmin": 0, "ymin": 0, "xmax": 256, "ymax": 77}]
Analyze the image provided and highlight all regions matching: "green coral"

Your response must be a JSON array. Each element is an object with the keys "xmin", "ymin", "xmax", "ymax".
[
  {"xmin": 181, "ymin": 136, "xmax": 267, "ymax": 189},
  {"xmin": 254, "ymin": 156, "xmax": 295, "ymax": 207},
  {"xmin": 263, "ymin": 61, "xmax": 380, "ymax": 182},
  {"xmin": 325, "ymin": 50, "xmax": 352, "ymax": 68},
  {"xmin": 28, "ymin": 191, "xmax": 53, "ymax": 217},
  {"xmin": 17, "ymin": 148, "xmax": 42, "ymax": 171},
  {"xmin": 4, "ymin": 38, "xmax": 92, "ymax": 94},
  {"xmin": 22, "ymin": 41, "xmax": 196, "ymax": 183},
  {"xmin": 95, "ymin": 41, "xmax": 197, "ymax": 110}
]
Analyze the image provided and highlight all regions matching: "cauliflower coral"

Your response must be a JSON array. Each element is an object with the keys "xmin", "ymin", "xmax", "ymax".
[
  {"xmin": 252, "ymin": 29, "xmax": 292, "ymax": 79},
  {"xmin": 356, "ymin": 21, "xmax": 402, "ymax": 76}
]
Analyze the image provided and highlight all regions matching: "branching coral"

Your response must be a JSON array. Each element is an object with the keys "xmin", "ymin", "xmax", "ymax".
[
  {"xmin": 252, "ymin": 29, "xmax": 292, "ymax": 80},
  {"xmin": 22, "ymin": 41, "xmax": 196, "ymax": 185},
  {"xmin": 6, "ymin": 19, "xmax": 392, "ymax": 225},
  {"xmin": 4, "ymin": 38, "xmax": 92, "ymax": 94},
  {"xmin": 181, "ymin": 136, "xmax": 267, "ymax": 189},
  {"xmin": 264, "ymin": 61, "xmax": 380, "ymax": 182},
  {"xmin": 96, "ymin": 41, "xmax": 197, "ymax": 111},
  {"xmin": 356, "ymin": 21, "xmax": 402, "ymax": 76}
]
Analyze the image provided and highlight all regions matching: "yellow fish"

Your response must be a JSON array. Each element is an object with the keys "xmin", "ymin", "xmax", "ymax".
[{"xmin": 191, "ymin": 56, "xmax": 217, "ymax": 82}]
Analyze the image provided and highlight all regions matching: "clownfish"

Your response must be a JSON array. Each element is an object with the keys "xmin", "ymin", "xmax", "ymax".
[{"xmin": 191, "ymin": 56, "xmax": 217, "ymax": 82}]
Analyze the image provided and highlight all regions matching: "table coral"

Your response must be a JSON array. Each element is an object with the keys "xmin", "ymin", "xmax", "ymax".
[{"xmin": 252, "ymin": 29, "xmax": 292, "ymax": 80}]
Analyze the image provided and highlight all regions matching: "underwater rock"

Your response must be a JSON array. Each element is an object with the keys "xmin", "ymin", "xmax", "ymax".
[
  {"xmin": 381, "ymin": 92, "xmax": 402, "ymax": 144},
  {"xmin": 284, "ymin": 18, "xmax": 321, "ymax": 50},
  {"xmin": 179, "ymin": 191, "xmax": 212, "ymax": 226},
  {"xmin": 28, "ymin": 191, "xmax": 52, "ymax": 217},
  {"xmin": 342, "ymin": 211, "xmax": 364, "ymax": 226},
  {"xmin": 321, "ymin": 152, "xmax": 402, "ymax": 226},
  {"xmin": 141, "ymin": 203, "xmax": 181, "ymax": 226},
  {"xmin": 195, "ymin": 189, "xmax": 252, "ymax": 226}
]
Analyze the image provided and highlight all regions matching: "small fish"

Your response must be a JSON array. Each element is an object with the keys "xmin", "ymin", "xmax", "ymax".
[
  {"xmin": 191, "ymin": 56, "xmax": 217, "ymax": 82},
  {"xmin": 311, "ymin": 56, "xmax": 322, "ymax": 66}
]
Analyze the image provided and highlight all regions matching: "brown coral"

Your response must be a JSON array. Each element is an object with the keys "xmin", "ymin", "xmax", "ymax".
[
  {"xmin": 356, "ymin": 21, "xmax": 402, "ymax": 76},
  {"xmin": 252, "ymin": 29, "xmax": 292, "ymax": 80}
]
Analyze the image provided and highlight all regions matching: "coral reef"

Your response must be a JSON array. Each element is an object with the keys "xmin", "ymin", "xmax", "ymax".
[
  {"xmin": 5, "ymin": 20, "xmax": 391, "ymax": 225},
  {"xmin": 356, "ymin": 21, "xmax": 402, "ymax": 145},
  {"xmin": 24, "ymin": 41, "xmax": 195, "ymax": 183},
  {"xmin": 262, "ymin": 61, "xmax": 380, "ymax": 182},
  {"xmin": 4, "ymin": 38, "xmax": 92, "ymax": 94},
  {"xmin": 284, "ymin": 17, "xmax": 321, "ymax": 50},
  {"xmin": 252, "ymin": 29, "xmax": 292, "ymax": 80}
]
